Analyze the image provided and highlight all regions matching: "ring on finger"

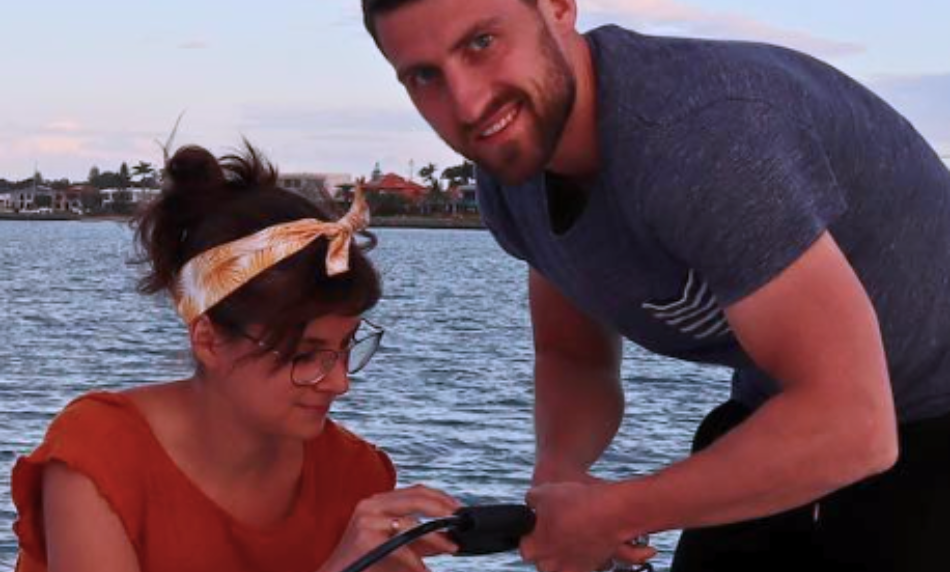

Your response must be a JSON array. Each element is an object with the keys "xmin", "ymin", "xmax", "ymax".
[
  {"xmin": 631, "ymin": 534, "xmax": 650, "ymax": 547},
  {"xmin": 390, "ymin": 517, "xmax": 401, "ymax": 535}
]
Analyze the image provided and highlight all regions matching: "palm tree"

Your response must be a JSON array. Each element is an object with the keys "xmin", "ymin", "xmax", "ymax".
[
  {"xmin": 119, "ymin": 163, "xmax": 131, "ymax": 189},
  {"xmin": 418, "ymin": 163, "xmax": 439, "ymax": 189},
  {"xmin": 132, "ymin": 161, "xmax": 155, "ymax": 188},
  {"xmin": 441, "ymin": 161, "xmax": 474, "ymax": 187},
  {"xmin": 418, "ymin": 163, "xmax": 445, "ymax": 214}
]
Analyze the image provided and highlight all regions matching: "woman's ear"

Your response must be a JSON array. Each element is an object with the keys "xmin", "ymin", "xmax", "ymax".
[{"xmin": 190, "ymin": 315, "xmax": 223, "ymax": 371}]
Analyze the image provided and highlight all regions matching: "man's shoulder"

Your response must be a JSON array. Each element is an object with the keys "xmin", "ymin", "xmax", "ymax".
[{"xmin": 587, "ymin": 25, "xmax": 842, "ymax": 129}]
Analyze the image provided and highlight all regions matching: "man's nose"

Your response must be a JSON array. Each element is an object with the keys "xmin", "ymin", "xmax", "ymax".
[{"xmin": 447, "ymin": 66, "xmax": 492, "ymax": 127}]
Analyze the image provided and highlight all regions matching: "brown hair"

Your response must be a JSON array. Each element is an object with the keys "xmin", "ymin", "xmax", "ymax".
[{"xmin": 131, "ymin": 142, "xmax": 381, "ymax": 360}]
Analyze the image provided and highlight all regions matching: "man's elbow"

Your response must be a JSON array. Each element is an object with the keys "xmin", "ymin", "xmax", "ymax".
[
  {"xmin": 864, "ymin": 418, "xmax": 899, "ymax": 475},
  {"xmin": 816, "ymin": 386, "xmax": 899, "ymax": 489},
  {"xmin": 846, "ymin": 406, "xmax": 899, "ymax": 481}
]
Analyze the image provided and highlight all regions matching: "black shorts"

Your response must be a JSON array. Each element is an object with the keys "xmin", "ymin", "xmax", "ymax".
[{"xmin": 670, "ymin": 400, "xmax": 950, "ymax": 572}]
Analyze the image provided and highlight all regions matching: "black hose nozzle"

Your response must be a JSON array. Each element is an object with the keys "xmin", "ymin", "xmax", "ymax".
[
  {"xmin": 448, "ymin": 504, "xmax": 536, "ymax": 556},
  {"xmin": 339, "ymin": 504, "xmax": 536, "ymax": 572}
]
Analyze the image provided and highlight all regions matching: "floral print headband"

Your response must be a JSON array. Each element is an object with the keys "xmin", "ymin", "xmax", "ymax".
[{"xmin": 174, "ymin": 187, "xmax": 370, "ymax": 325}]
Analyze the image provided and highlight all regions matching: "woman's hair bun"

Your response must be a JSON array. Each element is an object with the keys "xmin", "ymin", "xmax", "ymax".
[{"xmin": 164, "ymin": 145, "xmax": 226, "ymax": 191}]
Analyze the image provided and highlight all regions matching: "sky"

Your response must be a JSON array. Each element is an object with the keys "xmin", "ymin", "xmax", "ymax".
[{"xmin": 1, "ymin": 0, "xmax": 948, "ymax": 182}]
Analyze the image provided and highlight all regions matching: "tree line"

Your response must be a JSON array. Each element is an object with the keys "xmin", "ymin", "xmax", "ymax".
[
  {"xmin": 0, "ymin": 161, "xmax": 158, "ymax": 192},
  {"xmin": 358, "ymin": 160, "xmax": 478, "ymax": 217},
  {"xmin": 1, "ymin": 159, "xmax": 480, "ymax": 218}
]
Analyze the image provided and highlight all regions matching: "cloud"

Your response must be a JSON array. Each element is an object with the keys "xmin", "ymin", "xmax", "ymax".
[
  {"xmin": 44, "ymin": 120, "xmax": 84, "ymax": 133},
  {"xmin": 870, "ymin": 73, "xmax": 950, "ymax": 155},
  {"xmin": 331, "ymin": 0, "xmax": 862, "ymax": 57},
  {"xmin": 240, "ymin": 103, "xmax": 431, "ymax": 134},
  {"xmin": 0, "ymin": 122, "xmax": 168, "ymax": 180},
  {"xmin": 230, "ymin": 101, "xmax": 461, "ymax": 176},
  {"xmin": 583, "ymin": 0, "xmax": 864, "ymax": 58},
  {"xmin": 0, "ymin": 132, "xmax": 92, "ymax": 160},
  {"xmin": 21, "ymin": 136, "xmax": 89, "ymax": 155},
  {"xmin": 178, "ymin": 41, "xmax": 209, "ymax": 50}
]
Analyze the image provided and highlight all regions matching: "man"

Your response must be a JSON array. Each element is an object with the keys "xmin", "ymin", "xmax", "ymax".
[{"xmin": 362, "ymin": 1, "xmax": 950, "ymax": 571}]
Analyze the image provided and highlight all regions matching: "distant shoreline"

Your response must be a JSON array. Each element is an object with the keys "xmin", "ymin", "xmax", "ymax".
[
  {"xmin": 370, "ymin": 215, "xmax": 485, "ymax": 230},
  {"xmin": 0, "ymin": 212, "xmax": 82, "ymax": 222},
  {"xmin": 0, "ymin": 212, "xmax": 486, "ymax": 230}
]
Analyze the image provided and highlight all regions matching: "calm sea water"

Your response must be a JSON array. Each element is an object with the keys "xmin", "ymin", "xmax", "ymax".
[{"xmin": 0, "ymin": 221, "xmax": 730, "ymax": 571}]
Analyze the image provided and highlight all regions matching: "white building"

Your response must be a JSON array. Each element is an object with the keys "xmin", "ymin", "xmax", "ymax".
[
  {"xmin": 9, "ymin": 186, "xmax": 51, "ymax": 212},
  {"xmin": 100, "ymin": 187, "xmax": 161, "ymax": 206}
]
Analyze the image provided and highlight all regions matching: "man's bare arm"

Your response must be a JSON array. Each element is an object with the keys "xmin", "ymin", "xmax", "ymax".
[{"xmin": 530, "ymin": 269, "xmax": 624, "ymax": 483}]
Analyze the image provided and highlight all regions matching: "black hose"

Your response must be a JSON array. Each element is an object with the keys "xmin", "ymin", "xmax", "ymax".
[
  {"xmin": 337, "ymin": 504, "xmax": 651, "ymax": 572},
  {"xmin": 339, "ymin": 516, "xmax": 462, "ymax": 572},
  {"xmin": 338, "ymin": 504, "xmax": 535, "ymax": 572}
]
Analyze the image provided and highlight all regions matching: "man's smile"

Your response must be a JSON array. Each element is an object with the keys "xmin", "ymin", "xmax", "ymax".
[{"xmin": 477, "ymin": 101, "xmax": 522, "ymax": 140}]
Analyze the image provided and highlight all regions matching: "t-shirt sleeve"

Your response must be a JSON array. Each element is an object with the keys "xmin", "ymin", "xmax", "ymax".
[
  {"xmin": 475, "ymin": 167, "xmax": 530, "ymax": 261},
  {"xmin": 638, "ymin": 99, "xmax": 847, "ymax": 305},
  {"xmin": 324, "ymin": 423, "xmax": 397, "ymax": 501},
  {"xmin": 356, "ymin": 443, "xmax": 396, "ymax": 496},
  {"xmin": 11, "ymin": 394, "xmax": 148, "ymax": 565}
]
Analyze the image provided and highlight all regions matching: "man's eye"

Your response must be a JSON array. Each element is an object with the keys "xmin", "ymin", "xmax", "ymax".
[
  {"xmin": 409, "ymin": 68, "xmax": 439, "ymax": 87},
  {"xmin": 471, "ymin": 33, "xmax": 494, "ymax": 51}
]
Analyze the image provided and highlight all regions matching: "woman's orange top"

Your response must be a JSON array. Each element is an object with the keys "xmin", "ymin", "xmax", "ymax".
[{"xmin": 11, "ymin": 392, "xmax": 396, "ymax": 572}]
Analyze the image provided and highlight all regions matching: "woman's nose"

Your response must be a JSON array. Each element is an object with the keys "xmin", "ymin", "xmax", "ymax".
[{"xmin": 315, "ymin": 357, "xmax": 350, "ymax": 396}]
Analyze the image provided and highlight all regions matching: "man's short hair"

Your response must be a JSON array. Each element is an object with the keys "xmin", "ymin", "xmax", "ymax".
[
  {"xmin": 361, "ymin": 0, "xmax": 421, "ymax": 47},
  {"xmin": 362, "ymin": 0, "xmax": 537, "ymax": 49}
]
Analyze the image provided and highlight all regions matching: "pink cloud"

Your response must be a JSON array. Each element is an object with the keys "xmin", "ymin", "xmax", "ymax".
[
  {"xmin": 44, "ymin": 120, "xmax": 84, "ymax": 133},
  {"xmin": 584, "ymin": 0, "xmax": 864, "ymax": 58},
  {"xmin": 14, "ymin": 136, "xmax": 90, "ymax": 155},
  {"xmin": 0, "ymin": 131, "xmax": 165, "ymax": 180}
]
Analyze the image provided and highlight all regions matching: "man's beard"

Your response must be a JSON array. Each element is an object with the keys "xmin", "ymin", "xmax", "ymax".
[{"xmin": 466, "ymin": 26, "xmax": 576, "ymax": 186}]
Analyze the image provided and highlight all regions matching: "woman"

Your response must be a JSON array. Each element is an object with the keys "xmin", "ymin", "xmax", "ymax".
[{"xmin": 11, "ymin": 143, "xmax": 459, "ymax": 572}]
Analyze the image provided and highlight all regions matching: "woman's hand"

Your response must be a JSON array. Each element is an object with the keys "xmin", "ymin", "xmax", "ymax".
[{"xmin": 321, "ymin": 484, "xmax": 461, "ymax": 572}]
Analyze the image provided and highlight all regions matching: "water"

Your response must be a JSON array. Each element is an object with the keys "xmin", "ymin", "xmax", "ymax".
[{"xmin": 0, "ymin": 221, "xmax": 730, "ymax": 571}]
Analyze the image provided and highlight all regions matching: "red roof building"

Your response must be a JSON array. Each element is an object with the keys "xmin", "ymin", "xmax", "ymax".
[{"xmin": 363, "ymin": 173, "xmax": 428, "ymax": 203}]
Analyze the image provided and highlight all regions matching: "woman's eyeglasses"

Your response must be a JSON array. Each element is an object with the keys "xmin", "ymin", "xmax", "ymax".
[{"xmin": 238, "ymin": 319, "xmax": 385, "ymax": 386}]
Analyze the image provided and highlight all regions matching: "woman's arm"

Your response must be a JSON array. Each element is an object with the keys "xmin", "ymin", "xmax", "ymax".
[{"xmin": 43, "ymin": 461, "xmax": 140, "ymax": 572}]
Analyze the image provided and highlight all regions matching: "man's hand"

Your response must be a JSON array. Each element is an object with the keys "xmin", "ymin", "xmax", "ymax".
[{"xmin": 521, "ymin": 481, "xmax": 656, "ymax": 572}]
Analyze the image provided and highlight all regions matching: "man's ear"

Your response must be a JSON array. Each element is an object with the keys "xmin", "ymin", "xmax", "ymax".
[
  {"xmin": 539, "ymin": 0, "xmax": 578, "ymax": 36},
  {"xmin": 190, "ymin": 315, "xmax": 223, "ymax": 370}
]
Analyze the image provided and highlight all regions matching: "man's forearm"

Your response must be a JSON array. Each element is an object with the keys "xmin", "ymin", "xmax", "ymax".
[
  {"xmin": 533, "ymin": 355, "xmax": 625, "ymax": 482},
  {"xmin": 605, "ymin": 382, "xmax": 897, "ymax": 536}
]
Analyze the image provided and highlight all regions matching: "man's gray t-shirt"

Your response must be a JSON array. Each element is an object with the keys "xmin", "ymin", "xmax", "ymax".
[{"xmin": 477, "ymin": 25, "xmax": 950, "ymax": 422}]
